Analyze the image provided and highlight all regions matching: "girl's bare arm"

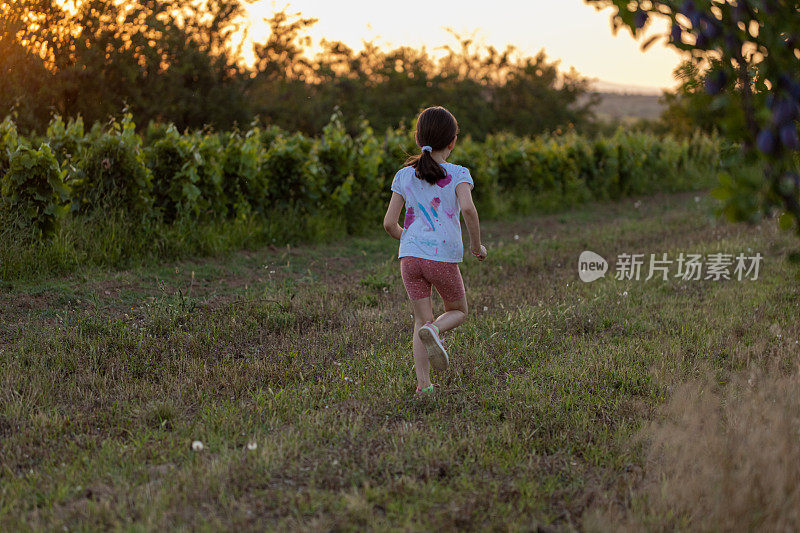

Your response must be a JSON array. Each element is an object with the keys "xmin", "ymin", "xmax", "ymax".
[
  {"xmin": 383, "ymin": 192, "xmax": 405, "ymax": 240},
  {"xmin": 456, "ymin": 183, "xmax": 486, "ymax": 260}
]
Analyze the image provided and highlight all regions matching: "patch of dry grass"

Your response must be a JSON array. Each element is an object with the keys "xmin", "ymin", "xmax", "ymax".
[{"xmin": 592, "ymin": 353, "xmax": 800, "ymax": 531}]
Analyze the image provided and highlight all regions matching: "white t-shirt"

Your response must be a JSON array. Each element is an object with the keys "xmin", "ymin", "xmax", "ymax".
[{"xmin": 390, "ymin": 162, "xmax": 474, "ymax": 263}]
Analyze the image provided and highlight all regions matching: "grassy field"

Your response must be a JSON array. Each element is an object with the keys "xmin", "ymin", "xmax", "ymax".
[{"xmin": 1, "ymin": 191, "xmax": 799, "ymax": 530}]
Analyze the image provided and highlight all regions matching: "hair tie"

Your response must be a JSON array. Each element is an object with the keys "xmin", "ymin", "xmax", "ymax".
[{"xmin": 421, "ymin": 146, "xmax": 432, "ymax": 153}]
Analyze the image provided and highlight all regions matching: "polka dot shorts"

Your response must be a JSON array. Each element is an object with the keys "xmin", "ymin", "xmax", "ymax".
[{"xmin": 400, "ymin": 256, "xmax": 466, "ymax": 302}]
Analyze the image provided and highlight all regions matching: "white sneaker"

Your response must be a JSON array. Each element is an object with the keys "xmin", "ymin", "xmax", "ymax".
[{"xmin": 419, "ymin": 322, "xmax": 449, "ymax": 371}]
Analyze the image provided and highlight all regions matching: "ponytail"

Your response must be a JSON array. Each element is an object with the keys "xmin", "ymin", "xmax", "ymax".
[{"xmin": 405, "ymin": 149, "xmax": 447, "ymax": 185}]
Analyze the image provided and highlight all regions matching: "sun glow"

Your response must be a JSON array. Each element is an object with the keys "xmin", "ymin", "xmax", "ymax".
[{"xmin": 241, "ymin": 0, "xmax": 684, "ymax": 91}]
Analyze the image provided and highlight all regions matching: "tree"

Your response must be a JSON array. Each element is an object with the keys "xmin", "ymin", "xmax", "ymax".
[
  {"xmin": 0, "ymin": 0, "xmax": 63, "ymax": 130},
  {"xmin": 586, "ymin": 0, "xmax": 800, "ymax": 238},
  {"xmin": 247, "ymin": 16, "xmax": 595, "ymax": 139},
  {"xmin": 0, "ymin": 0, "xmax": 249, "ymax": 130},
  {"xmin": 2, "ymin": 2, "xmax": 597, "ymax": 138}
]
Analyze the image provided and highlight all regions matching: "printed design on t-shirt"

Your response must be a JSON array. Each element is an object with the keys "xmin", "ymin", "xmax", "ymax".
[
  {"xmin": 430, "ymin": 197, "xmax": 440, "ymax": 217},
  {"xmin": 403, "ymin": 206, "xmax": 415, "ymax": 229},
  {"xmin": 443, "ymin": 207, "xmax": 456, "ymax": 219},
  {"xmin": 437, "ymin": 173, "xmax": 453, "ymax": 188},
  {"xmin": 417, "ymin": 202, "xmax": 436, "ymax": 231}
]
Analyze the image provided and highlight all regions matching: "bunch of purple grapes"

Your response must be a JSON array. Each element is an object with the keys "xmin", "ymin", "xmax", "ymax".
[{"xmin": 758, "ymin": 83, "xmax": 800, "ymax": 154}]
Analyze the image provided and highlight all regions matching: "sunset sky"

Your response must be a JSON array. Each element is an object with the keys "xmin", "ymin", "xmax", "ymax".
[{"xmin": 243, "ymin": 0, "xmax": 685, "ymax": 92}]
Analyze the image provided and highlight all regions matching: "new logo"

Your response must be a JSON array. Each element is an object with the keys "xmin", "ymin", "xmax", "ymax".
[{"xmin": 578, "ymin": 251, "xmax": 608, "ymax": 283}]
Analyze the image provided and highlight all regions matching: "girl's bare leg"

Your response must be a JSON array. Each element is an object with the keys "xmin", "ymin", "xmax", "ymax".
[
  {"xmin": 432, "ymin": 295, "xmax": 468, "ymax": 334},
  {"xmin": 410, "ymin": 297, "xmax": 434, "ymax": 389}
]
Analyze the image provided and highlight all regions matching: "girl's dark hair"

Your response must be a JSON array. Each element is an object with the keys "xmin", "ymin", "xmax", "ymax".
[{"xmin": 404, "ymin": 106, "xmax": 459, "ymax": 185}]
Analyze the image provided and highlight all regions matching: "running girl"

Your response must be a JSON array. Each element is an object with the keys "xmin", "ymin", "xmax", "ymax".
[{"xmin": 383, "ymin": 106, "xmax": 487, "ymax": 395}]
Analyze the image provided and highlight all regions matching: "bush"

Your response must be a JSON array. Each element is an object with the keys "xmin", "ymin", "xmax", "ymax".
[
  {"xmin": 312, "ymin": 112, "xmax": 357, "ymax": 217},
  {"xmin": 262, "ymin": 132, "xmax": 315, "ymax": 211},
  {"xmin": 0, "ymin": 112, "xmax": 746, "ymax": 278},
  {"xmin": 450, "ymin": 135, "xmax": 500, "ymax": 217},
  {"xmin": 0, "ymin": 116, "xmax": 21, "ymax": 179},
  {"xmin": 220, "ymin": 130, "xmax": 263, "ymax": 218},
  {"xmin": 1, "ymin": 144, "xmax": 68, "ymax": 238},
  {"xmin": 192, "ymin": 133, "xmax": 226, "ymax": 220},
  {"xmin": 145, "ymin": 126, "xmax": 203, "ymax": 222},
  {"xmin": 45, "ymin": 115, "xmax": 87, "ymax": 167},
  {"xmin": 70, "ymin": 115, "xmax": 152, "ymax": 214}
]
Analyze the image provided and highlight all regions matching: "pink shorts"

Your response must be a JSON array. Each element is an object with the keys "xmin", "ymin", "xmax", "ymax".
[{"xmin": 400, "ymin": 256, "xmax": 466, "ymax": 302}]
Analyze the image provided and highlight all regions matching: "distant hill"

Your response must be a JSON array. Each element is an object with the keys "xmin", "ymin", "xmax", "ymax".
[
  {"xmin": 590, "ymin": 80, "xmax": 665, "ymax": 96},
  {"xmin": 580, "ymin": 92, "xmax": 666, "ymax": 121}
]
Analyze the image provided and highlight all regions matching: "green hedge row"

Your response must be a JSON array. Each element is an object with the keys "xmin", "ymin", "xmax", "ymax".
[{"xmin": 1, "ymin": 111, "xmax": 729, "ymax": 243}]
